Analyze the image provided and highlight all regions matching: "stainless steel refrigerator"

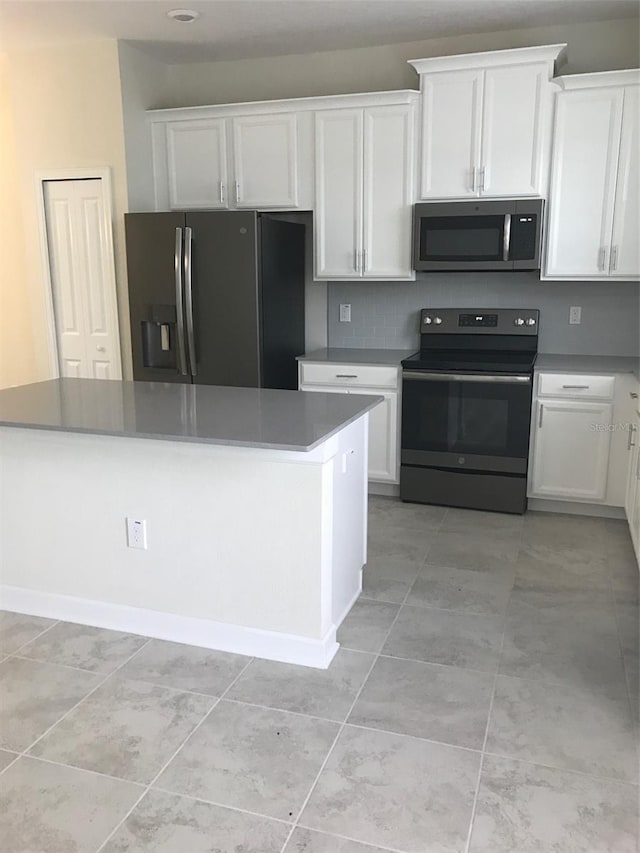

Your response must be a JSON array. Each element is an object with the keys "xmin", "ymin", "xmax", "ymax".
[{"xmin": 124, "ymin": 211, "xmax": 305, "ymax": 389}]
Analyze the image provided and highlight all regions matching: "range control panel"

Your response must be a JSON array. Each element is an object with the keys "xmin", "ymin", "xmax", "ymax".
[{"xmin": 420, "ymin": 308, "xmax": 539, "ymax": 335}]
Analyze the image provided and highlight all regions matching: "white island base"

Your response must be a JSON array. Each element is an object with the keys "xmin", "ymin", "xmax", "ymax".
[{"xmin": 0, "ymin": 415, "xmax": 368, "ymax": 668}]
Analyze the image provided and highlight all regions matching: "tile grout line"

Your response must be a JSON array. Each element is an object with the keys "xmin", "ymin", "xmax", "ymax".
[
  {"xmin": 93, "ymin": 654, "xmax": 255, "ymax": 853},
  {"xmin": 278, "ymin": 538, "xmax": 423, "ymax": 853},
  {"xmin": 16, "ymin": 637, "xmax": 155, "ymax": 759},
  {"xmin": 2, "ymin": 617, "xmax": 61, "ymax": 657},
  {"xmin": 462, "ymin": 540, "xmax": 520, "ymax": 853}
]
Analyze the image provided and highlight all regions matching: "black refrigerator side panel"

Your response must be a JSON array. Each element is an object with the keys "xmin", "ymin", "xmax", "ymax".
[
  {"xmin": 124, "ymin": 212, "xmax": 188, "ymax": 383},
  {"xmin": 259, "ymin": 217, "xmax": 306, "ymax": 390},
  {"xmin": 186, "ymin": 211, "xmax": 261, "ymax": 387}
]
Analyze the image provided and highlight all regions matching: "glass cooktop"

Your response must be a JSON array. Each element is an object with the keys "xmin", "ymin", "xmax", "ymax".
[{"xmin": 402, "ymin": 349, "xmax": 537, "ymax": 375}]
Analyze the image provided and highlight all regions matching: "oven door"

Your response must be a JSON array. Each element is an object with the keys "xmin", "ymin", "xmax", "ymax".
[{"xmin": 401, "ymin": 371, "xmax": 533, "ymax": 474}]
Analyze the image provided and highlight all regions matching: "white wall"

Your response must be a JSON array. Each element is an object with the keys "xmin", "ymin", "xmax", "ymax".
[
  {"xmin": 161, "ymin": 18, "xmax": 639, "ymax": 108},
  {"xmin": 118, "ymin": 42, "xmax": 169, "ymax": 213}
]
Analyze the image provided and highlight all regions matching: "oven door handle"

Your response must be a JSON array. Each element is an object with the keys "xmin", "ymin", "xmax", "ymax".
[{"xmin": 403, "ymin": 371, "xmax": 531, "ymax": 384}]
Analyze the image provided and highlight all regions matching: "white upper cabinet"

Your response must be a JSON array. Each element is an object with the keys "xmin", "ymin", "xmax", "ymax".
[
  {"xmin": 314, "ymin": 94, "xmax": 417, "ymax": 281},
  {"xmin": 166, "ymin": 119, "xmax": 228, "ymax": 209},
  {"xmin": 418, "ymin": 70, "xmax": 482, "ymax": 198},
  {"xmin": 231, "ymin": 113, "xmax": 298, "ymax": 208},
  {"xmin": 409, "ymin": 45, "xmax": 566, "ymax": 200},
  {"xmin": 362, "ymin": 105, "xmax": 415, "ymax": 278},
  {"xmin": 610, "ymin": 86, "xmax": 640, "ymax": 278},
  {"xmin": 314, "ymin": 108, "xmax": 364, "ymax": 278},
  {"xmin": 544, "ymin": 70, "xmax": 640, "ymax": 280},
  {"xmin": 150, "ymin": 101, "xmax": 313, "ymax": 211}
]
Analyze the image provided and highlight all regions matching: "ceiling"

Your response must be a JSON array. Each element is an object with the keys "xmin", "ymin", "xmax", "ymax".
[{"xmin": 0, "ymin": 0, "xmax": 637, "ymax": 64}]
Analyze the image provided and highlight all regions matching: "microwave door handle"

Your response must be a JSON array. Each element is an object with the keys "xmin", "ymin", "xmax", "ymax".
[{"xmin": 503, "ymin": 214, "xmax": 512, "ymax": 262}]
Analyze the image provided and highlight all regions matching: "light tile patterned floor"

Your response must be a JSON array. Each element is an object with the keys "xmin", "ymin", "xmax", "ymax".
[{"xmin": 0, "ymin": 500, "xmax": 638, "ymax": 852}]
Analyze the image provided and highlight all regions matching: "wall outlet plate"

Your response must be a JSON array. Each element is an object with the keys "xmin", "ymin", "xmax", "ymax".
[
  {"xmin": 339, "ymin": 304, "xmax": 351, "ymax": 323},
  {"xmin": 569, "ymin": 306, "xmax": 582, "ymax": 325},
  {"xmin": 126, "ymin": 518, "xmax": 147, "ymax": 549}
]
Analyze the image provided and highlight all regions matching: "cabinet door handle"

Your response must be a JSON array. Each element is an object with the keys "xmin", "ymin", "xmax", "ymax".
[
  {"xmin": 610, "ymin": 245, "xmax": 618, "ymax": 271},
  {"xmin": 353, "ymin": 250, "xmax": 359, "ymax": 272},
  {"xmin": 562, "ymin": 384, "xmax": 590, "ymax": 390},
  {"xmin": 538, "ymin": 403, "xmax": 544, "ymax": 428},
  {"xmin": 219, "ymin": 181, "xmax": 225, "ymax": 204},
  {"xmin": 471, "ymin": 167, "xmax": 477, "ymax": 192},
  {"xmin": 598, "ymin": 247, "xmax": 608, "ymax": 272},
  {"xmin": 234, "ymin": 181, "xmax": 240, "ymax": 203},
  {"xmin": 480, "ymin": 166, "xmax": 486, "ymax": 192},
  {"xmin": 628, "ymin": 424, "xmax": 637, "ymax": 451},
  {"xmin": 631, "ymin": 392, "xmax": 639, "ymax": 399},
  {"xmin": 362, "ymin": 249, "xmax": 367, "ymax": 272},
  {"xmin": 336, "ymin": 374, "xmax": 358, "ymax": 379}
]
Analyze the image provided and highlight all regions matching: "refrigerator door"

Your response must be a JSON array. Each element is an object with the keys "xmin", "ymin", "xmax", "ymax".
[
  {"xmin": 125, "ymin": 212, "xmax": 189, "ymax": 383},
  {"xmin": 185, "ymin": 211, "xmax": 261, "ymax": 387},
  {"xmin": 259, "ymin": 216, "xmax": 305, "ymax": 390}
]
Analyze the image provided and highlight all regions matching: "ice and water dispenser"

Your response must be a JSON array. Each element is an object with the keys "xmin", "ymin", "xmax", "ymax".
[{"xmin": 140, "ymin": 305, "xmax": 178, "ymax": 370}]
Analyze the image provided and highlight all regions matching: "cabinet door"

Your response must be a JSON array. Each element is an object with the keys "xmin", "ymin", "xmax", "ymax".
[
  {"xmin": 481, "ymin": 63, "xmax": 549, "ymax": 197},
  {"xmin": 166, "ymin": 119, "xmax": 228, "ymax": 209},
  {"xmin": 347, "ymin": 390, "xmax": 399, "ymax": 483},
  {"xmin": 419, "ymin": 70, "xmax": 483, "ymax": 199},
  {"xmin": 625, "ymin": 414, "xmax": 640, "ymax": 540},
  {"xmin": 545, "ymin": 88, "xmax": 623, "ymax": 278},
  {"xmin": 610, "ymin": 87, "xmax": 640, "ymax": 278},
  {"xmin": 530, "ymin": 400, "xmax": 613, "ymax": 500},
  {"xmin": 362, "ymin": 104, "xmax": 415, "ymax": 279},
  {"xmin": 232, "ymin": 113, "xmax": 298, "ymax": 209},
  {"xmin": 314, "ymin": 109, "xmax": 364, "ymax": 278}
]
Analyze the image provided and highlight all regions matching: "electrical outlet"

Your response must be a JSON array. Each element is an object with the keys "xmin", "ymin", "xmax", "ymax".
[
  {"xmin": 339, "ymin": 303, "xmax": 351, "ymax": 323},
  {"xmin": 126, "ymin": 518, "xmax": 147, "ymax": 550},
  {"xmin": 569, "ymin": 306, "xmax": 582, "ymax": 325}
]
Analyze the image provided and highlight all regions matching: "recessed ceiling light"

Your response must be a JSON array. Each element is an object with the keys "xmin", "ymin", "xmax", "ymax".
[{"xmin": 167, "ymin": 9, "xmax": 200, "ymax": 23}]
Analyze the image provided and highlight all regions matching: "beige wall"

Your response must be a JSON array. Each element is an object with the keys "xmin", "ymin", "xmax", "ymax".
[
  {"xmin": 163, "ymin": 17, "xmax": 639, "ymax": 108},
  {"xmin": 3, "ymin": 40, "xmax": 132, "ymax": 387},
  {"xmin": 0, "ymin": 56, "xmax": 37, "ymax": 389}
]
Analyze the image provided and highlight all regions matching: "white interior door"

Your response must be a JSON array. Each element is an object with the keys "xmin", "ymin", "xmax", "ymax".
[{"xmin": 44, "ymin": 179, "xmax": 122, "ymax": 380}]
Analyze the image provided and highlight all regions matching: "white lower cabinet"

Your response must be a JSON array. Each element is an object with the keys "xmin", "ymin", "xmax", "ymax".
[
  {"xmin": 530, "ymin": 399, "xmax": 613, "ymax": 500},
  {"xmin": 624, "ymin": 403, "xmax": 640, "ymax": 560},
  {"xmin": 299, "ymin": 361, "xmax": 400, "ymax": 484}
]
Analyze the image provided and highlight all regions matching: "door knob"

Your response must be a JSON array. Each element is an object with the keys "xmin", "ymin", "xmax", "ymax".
[{"xmin": 96, "ymin": 346, "xmax": 106, "ymax": 352}]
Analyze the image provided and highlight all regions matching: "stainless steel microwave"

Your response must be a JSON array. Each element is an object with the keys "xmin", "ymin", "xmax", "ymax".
[{"xmin": 413, "ymin": 199, "xmax": 544, "ymax": 272}]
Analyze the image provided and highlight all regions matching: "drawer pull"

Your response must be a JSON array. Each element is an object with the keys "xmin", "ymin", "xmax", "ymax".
[
  {"xmin": 561, "ymin": 384, "xmax": 590, "ymax": 390},
  {"xmin": 631, "ymin": 392, "xmax": 639, "ymax": 399},
  {"xmin": 628, "ymin": 424, "xmax": 637, "ymax": 452},
  {"xmin": 336, "ymin": 374, "xmax": 358, "ymax": 379},
  {"xmin": 538, "ymin": 403, "xmax": 544, "ymax": 428}
]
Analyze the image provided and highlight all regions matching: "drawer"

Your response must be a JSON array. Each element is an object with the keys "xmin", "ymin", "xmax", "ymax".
[
  {"xmin": 299, "ymin": 361, "xmax": 399, "ymax": 389},
  {"xmin": 537, "ymin": 373, "xmax": 615, "ymax": 400}
]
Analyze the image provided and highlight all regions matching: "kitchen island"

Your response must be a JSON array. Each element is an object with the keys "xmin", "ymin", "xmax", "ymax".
[{"xmin": 0, "ymin": 379, "xmax": 381, "ymax": 668}]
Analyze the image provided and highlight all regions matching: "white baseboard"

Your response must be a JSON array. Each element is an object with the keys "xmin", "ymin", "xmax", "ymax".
[
  {"xmin": 368, "ymin": 482, "xmax": 400, "ymax": 497},
  {"xmin": 0, "ymin": 585, "xmax": 339, "ymax": 669},
  {"xmin": 527, "ymin": 498, "xmax": 626, "ymax": 519}
]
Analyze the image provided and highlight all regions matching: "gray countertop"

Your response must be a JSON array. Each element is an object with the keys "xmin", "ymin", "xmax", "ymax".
[
  {"xmin": 535, "ymin": 353, "xmax": 640, "ymax": 379},
  {"xmin": 298, "ymin": 347, "xmax": 414, "ymax": 366},
  {"xmin": 0, "ymin": 379, "xmax": 382, "ymax": 452}
]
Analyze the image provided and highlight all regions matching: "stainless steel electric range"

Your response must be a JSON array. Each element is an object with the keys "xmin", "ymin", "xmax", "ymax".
[{"xmin": 400, "ymin": 308, "xmax": 539, "ymax": 514}]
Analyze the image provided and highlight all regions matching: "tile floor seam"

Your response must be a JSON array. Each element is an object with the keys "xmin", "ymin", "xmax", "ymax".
[
  {"xmin": 5, "ymin": 752, "xmax": 148, "ymax": 789},
  {"xmin": 219, "ymin": 695, "xmax": 347, "ymax": 725},
  {"xmin": 3, "ymin": 617, "xmax": 61, "ymax": 657},
  {"xmin": 293, "ymin": 823, "xmax": 409, "ymax": 853},
  {"xmin": 278, "ymin": 568, "xmax": 416, "ymax": 853},
  {"xmin": 480, "ymin": 748, "xmax": 640, "ymax": 788},
  {"xmin": 492, "ymin": 666, "xmax": 634, "ymax": 697},
  {"xmin": 93, "ymin": 655, "xmax": 255, "ymax": 853},
  {"xmin": 17, "ymin": 637, "xmax": 155, "ymax": 759},
  {"xmin": 339, "ymin": 721, "xmax": 483, "ymax": 755},
  {"xmin": 147, "ymin": 783, "xmax": 295, "ymax": 827},
  {"xmin": 8, "ymin": 651, "xmax": 152, "ymax": 677},
  {"xmin": 463, "ymin": 581, "xmax": 512, "ymax": 853},
  {"xmin": 359, "ymin": 593, "xmax": 511, "ymax": 618}
]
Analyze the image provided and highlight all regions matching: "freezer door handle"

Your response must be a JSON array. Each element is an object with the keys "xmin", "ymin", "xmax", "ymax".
[
  {"xmin": 174, "ymin": 227, "xmax": 188, "ymax": 376},
  {"xmin": 183, "ymin": 226, "xmax": 197, "ymax": 377}
]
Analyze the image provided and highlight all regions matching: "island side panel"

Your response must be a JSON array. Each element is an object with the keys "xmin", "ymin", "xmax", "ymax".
[{"xmin": 0, "ymin": 427, "xmax": 338, "ymax": 662}]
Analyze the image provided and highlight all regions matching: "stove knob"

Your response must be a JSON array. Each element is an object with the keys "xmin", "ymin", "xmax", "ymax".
[
  {"xmin": 526, "ymin": 317, "xmax": 537, "ymax": 326},
  {"xmin": 514, "ymin": 318, "xmax": 525, "ymax": 326},
  {"xmin": 423, "ymin": 316, "xmax": 433, "ymax": 325},
  {"xmin": 434, "ymin": 316, "xmax": 443, "ymax": 325}
]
